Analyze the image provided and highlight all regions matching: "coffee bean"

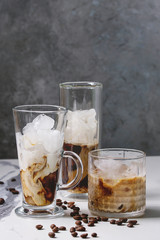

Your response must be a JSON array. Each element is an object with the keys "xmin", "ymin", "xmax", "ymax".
[
  {"xmin": 71, "ymin": 232, "xmax": 78, "ymax": 237},
  {"xmin": 0, "ymin": 181, "xmax": 4, "ymax": 184},
  {"xmin": 11, "ymin": 178, "xmax": 16, "ymax": 182},
  {"xmin": 119, "ymin": 218, "xmax": 128, "ymax": 223},
  {"xmin": 68, "ymin": 201, "xmax": 75, "ymax": 208},
  {"xmin": 127, "ymin": 223, "xmax": 134, "ymax": 228},
  {"xmin": 97, "ymin": 216, "xmax": 101, "ymax": 221},
  {"xmin": 8, "ymin": 188, "xmax": 19, "ymax": 194},
  {"xmin": 50, "ymin": 224, "xmax": 56, "ymax": 229},
  {"xmin": 88, "ymin": 221, "xmax": 94, "ymax": 227},
  {"xmin": 36, "ymin": 224, "xmax": 43, "ymax": 230},
  {"xmin": 91, "ymin": 232, "xmax": 97, "ymax": 237},
  {"xmin": 0, "ymin": 198, "xmax": 5, "ymax": 205},
  {"xmin": 63, "ymin": 200, "xmax": 67, "ymax": 204},
  {"xmin": 56, "ymin": 198, "xmax": 62, "ymax": 202},
  {"xmin": 89, "ymin": 217, "xmax": 97, "ymax": 223},
  {"xmin": 81, "ymin": 214, "xmax": 88, "ymax": 218},
  {"xmin": 101, "ymin": 217, "xmax": 108, "ymax": 222},
  {"xmin": 73, "ymin": 215, "xmax": 82, "ymax": 220},
  {"xmin": 48, "ymin": 232, "xmax": 55, "ymax": 238},
  {"xmin": 76, "ymin": 226, "xmax": 86, "ymax": 232},
  {"xmin": 75, "ymin": 220, "xmax": 82, "ymax": 225},
  {"xmin": 59, "ymin": 226, "xmax": 66, "ymax": 230},
  {"xmin": 110, "ymin": 219, "xmax": 116, "ymax": 224},
  {"xmin": 52, "ymin": 227, "xmax": 59, "ymax": 233},
  {"xmin": 56, "ymin": 201, "xmax": 62, "ymax": 206},
  {"xmin": 116, "ymin": 220, "xmax": 123, "ymax": 226},
  {"xmin": 128, "ymin": 220, "xmax": 137, "ymax": 225},
  {"xmin": 82, "ymin": 219, "xmax": 88, "ymax": 224},
  {"xmin": 73, "ymin": 207, "xmax": 80, "ymax": 211},
  {"xmin": 80, "ymin": 233, "xmax": 88, "ymax": 238},
  {"xmin": 62, "ymin": 205, "xmax": 67, "ymax": 210},
  {"xmin": 70, "ymin": 227, "xmax": 76, "ymax": 232},
  {"xmin": 70, "ymin": 212, "xmax": 76, "ymax": 217}
]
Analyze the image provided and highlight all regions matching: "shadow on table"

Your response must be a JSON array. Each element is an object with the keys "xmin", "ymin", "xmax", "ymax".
[{"xmin": 144, "ymin": 207, "xmax": 160, "ymax": 218}]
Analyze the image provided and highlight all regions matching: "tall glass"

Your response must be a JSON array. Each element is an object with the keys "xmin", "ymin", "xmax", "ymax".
[
  {"xmin": 59, "ymin": 82, "xmax": 103, "ymax": 199},
  {"xmin": 13, "ymin": 105, "xmax": 83, "ymax": 218}
]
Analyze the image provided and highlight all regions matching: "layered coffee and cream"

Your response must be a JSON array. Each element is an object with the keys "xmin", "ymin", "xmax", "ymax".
[
  {"xmin": 62, "ymin": 109, "xmax": 98, "ymax": 194},
  {"xmin": 16, "ymin": 114, "xmax": 63, "ymax": 206},
  {"xmin": 88, "ymin": 160, "xmax": 146, "ymax": 215}
]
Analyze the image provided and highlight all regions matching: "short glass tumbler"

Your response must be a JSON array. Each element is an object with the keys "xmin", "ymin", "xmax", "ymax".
[{"xmin": 88, "ymin": 148, "xmax": 146, "ymax": 218}]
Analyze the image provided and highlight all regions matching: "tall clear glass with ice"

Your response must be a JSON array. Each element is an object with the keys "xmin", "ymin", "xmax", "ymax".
[
  {"xmin": 59, "ymin": 82, "xmax": 102, "ymax": 199},
  {"xmin": 13, "ymin": 105, "xmax": 83, "ymax": 218}
]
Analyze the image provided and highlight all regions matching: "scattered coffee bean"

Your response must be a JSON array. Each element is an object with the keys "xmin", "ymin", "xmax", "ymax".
[
  {"xmin": 73, "ymin": 215, "xmax": 82, "ymax": 220},
  {"xmin": 89, "ymin": 217, "xmax": 97, "ymax": 223},
  {"xmin": 116, "ymin": 220, "xmax": 123, "ymax": 226},
  {"xmin": 50, "ymin": 224, "xmax": 56, "ymax": 229},
  {"xmin": 82, "ymin": 219, "xmax": 88, "ymax": 224},
  {"xmin": 8, "ymin": 188, "xmax": 19, "ymax": 194},
  {"xmin": 56, "ymin": 201, "xmax": 62, "ymax": 206},
  {"xmin": 52, "ymin": 227, "xmax": 59, "ymax": 233},
  {"xmin": 76, "ymin": 226, "xmax": 86, "ymax": 232},
  {"xmin": 91, "ymin": 232, "xmax": 97, "ymax": 237},
  {"xmin": 119, "ymin": 218, "xmax": 128, "ymax": 223},
  {"xmin": 0, "ymin": 181, "xmax": 4, "ymax": 184},
  {"xmin": 75, "ymin": 220, "xmax": 82, "ymax": 225},
  {"xmin": 70, "ymin": 227, "xmax": 76, "ymax": 232},
  {"xmin": 71, "ymin": 205, "xmax": 76, "ymax": 209},
  {"xmin": 97, "ymin": 216, "xmax": 101, "ymax": 221},
  {"xmin": 59, "ymin": 226, "xmax": 66, "ymax": 230},
  {"xmin": 72, "ymin": 232, "xmax": 78, "ymax": 237},
  {"xmin": 128, "ymin": 220, "xmax": 137, "ymax": 225},
  {"xmin": 62, "ymin": 205, "xmax": 67, "ymax": 210},
  {"xmin": 73, "ymin": 207, "xmax": 80, "ymax": 211},
  {"xmin": 81, "ymin": 213, "xmax": 88, "ymax": 218},
  {"xmin": 0, "ymin": 198, "xmax": 5, "ymax": 205},
  {"xmin": 70, "ymin": 212, "xmax": 76, "ymax": 217},
  {"xmin": 101, "ymin": 217, "xmax": 108, "ymax": 222},
  {"xmin": 48, "ymin": 232, "xmax": 55, "ymax": 238},
  {"xmin": 56, "ymin": 198, "xmax": 62, "ymax": 202},
  {"xmin": 110, "ymin": 219, "xmax": 116, "ymax": 224},
  {"xmin": 36, "ymin": 224, "xmax": 43, "ymax": 230},
  {"xmin": 63, "ymin": 200, "xmax": 67, "ymax": 204},
  {"xmin": 11, "ymin": 178, "xmax": 16, "ymax": 182},
  {"xmin": 80, "ymin": 233, "xmax": 88, "ymax": 238},
  {"xmin": 88, "ymin": 221, "xmax": 94, "ymax": 227},
  {"xmin": 127, "ymin": 223, "xmax": 134, "ymax": 228}
]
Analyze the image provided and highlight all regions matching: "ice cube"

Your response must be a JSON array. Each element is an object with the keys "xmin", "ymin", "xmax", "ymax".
[
  {"xmin": 32, "ymin": 114, "xmax": 55, "ymax": 130},
  {"xmin": 22, "ymin": 123, "xmax": 39, "ymax": 148},
  {"xmin": 37, "ymin": 129, "xmax": 63, "ymax": 153}
]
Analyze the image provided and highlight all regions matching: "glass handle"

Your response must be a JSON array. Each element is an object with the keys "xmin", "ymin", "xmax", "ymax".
[{"xmin": 58, "ymin": 151, "xmax": 83, "ymax": 190}]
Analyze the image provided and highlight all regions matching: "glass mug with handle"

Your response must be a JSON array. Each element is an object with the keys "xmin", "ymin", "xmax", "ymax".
[{"xmin": 13, "ymin": 105, "xmax": 83, "ymax": 218}]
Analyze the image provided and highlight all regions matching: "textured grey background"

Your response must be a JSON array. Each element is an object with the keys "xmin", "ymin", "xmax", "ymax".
[{"xmin": 0, "ymin": 0, "xmax": 160, "ymax": 158}]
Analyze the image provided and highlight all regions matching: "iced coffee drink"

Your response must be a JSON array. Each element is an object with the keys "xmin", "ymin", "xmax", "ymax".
[
  {"xmin": 88, "ymin": 151, "xmax": 146, "ymax": 218},
  {"xmin": 62, "ymin": 109, "xmax": 98, "ymax": 194},
  {"xmin": 16, "ymin": 114, "xmax": 63, "ymax": 206}
]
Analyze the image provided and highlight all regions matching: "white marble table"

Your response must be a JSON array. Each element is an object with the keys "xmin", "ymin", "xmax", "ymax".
[{"xmin": 0, "ymin": 156, "xmax": 160, "ymax": 240}]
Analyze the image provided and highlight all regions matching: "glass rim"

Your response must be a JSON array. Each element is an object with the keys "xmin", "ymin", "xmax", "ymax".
[
  {"xmin": 59, "ymin": 81, "xmax": 103, "ymax": 89},
  {"xmin": 12, "ymin": 104, "xmax": 67, "ymax": 113},
  {"xmin": 89, "ymin": 148, "xmax": 146, "ymax": 160}
]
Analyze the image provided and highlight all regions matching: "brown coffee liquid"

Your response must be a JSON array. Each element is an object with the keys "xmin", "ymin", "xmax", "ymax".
[{"xmin": 62, "ymin": 142, "xmax": 98, "ymax": 194}]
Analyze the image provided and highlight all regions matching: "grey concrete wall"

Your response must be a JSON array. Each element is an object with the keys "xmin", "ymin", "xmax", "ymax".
[{"xmin": 0, "ymin": 0, "xmax": 160, "ymax": 158}]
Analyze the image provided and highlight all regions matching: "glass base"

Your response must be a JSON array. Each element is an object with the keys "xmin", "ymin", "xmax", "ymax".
[
  {"xmin": 15, "ymin": 205, "xmax": 64, "ymax": 218},
  {"xmin": 89, "ymin": 207, "xmax": 145, "ymax": 218},
  {"xmin": 60, "ymin": 191, "xmax": 88, "ymax": 202}
]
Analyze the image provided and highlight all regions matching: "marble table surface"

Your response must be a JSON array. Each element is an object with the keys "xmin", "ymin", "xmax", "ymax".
[{"xmin": 0, "ymin": 156, "xmax": 160, "ymax": 240}]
